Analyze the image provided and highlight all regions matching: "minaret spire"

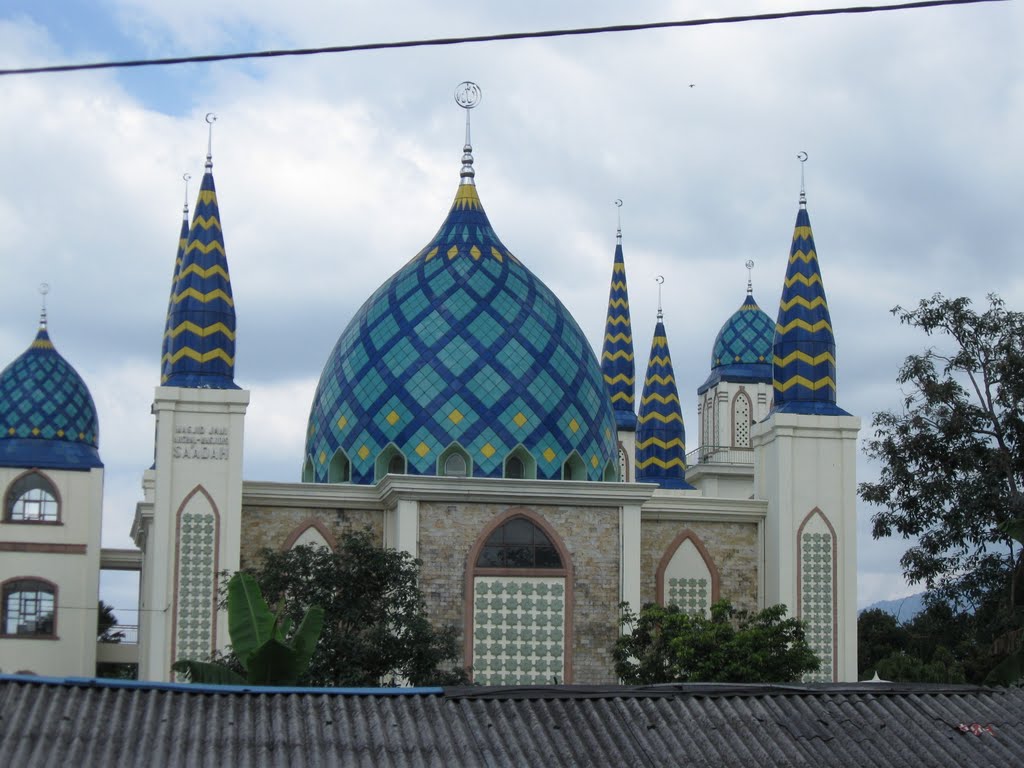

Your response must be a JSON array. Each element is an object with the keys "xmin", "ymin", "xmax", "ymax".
[
  {"xmin": 772, "ymin": 152, "xmax": 848, "ymax": 415},
  {"xmin": 163, "ymin": 114, "xmax": 238, "ymax": 389},
  {"xmin": 455, "ymin": 81, "xmax": 481, "ymax": 186},
  {"xmin": 161, "ymin": 174, "xmax": 191, "ymax": 381},
  {"xmin": 636, "ymin": 293, "xmax": 693, "ymax": 489},
  {"xmin": 600, "ymin": 200, "xmax": 637, "ymax": 431}
]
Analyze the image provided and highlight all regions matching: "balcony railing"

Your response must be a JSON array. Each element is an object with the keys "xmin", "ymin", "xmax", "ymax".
[
  {"xmin": 686, "ymin": 445, "xmax": 755, "ymax": 467},
  {"xmin": 99, "ymin": 624, "xmax": 138, "ymax": 645}
]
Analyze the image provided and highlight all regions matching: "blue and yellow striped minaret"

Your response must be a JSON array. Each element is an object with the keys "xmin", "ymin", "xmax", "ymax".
[
  {"xmin": 600, "ymin": 221, "xmax": 637, "ymax": 431},
  {"xmin": 636, "ymin": 308, "xmax": 693, "ymax": 489},
  {"xmin": 162, "ymin": 138, "xmax": 238, "ymax": 389},
  {"xmin": 772, "ymin": 184, "xmax": 848, "ymax": 415},
  {"xmin": 160, "ymin": 187, "xmax": 190, "ymax": 380}
]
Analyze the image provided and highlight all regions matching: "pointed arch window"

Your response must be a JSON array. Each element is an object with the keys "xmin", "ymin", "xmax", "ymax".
[
  {"xmin": 301, "ymin": 457, "xmax": 315, "ymax": 483},
  {"xmin": 732, "ymin": 390, "xmax": 753, "ymax": 449},
  {"xmin": 561, "ymin": 451, "xmax": 585, "ymax": 481},
  {"xmin": 503, "ymin": 446, "xmax": 536, "ymax": 480},
  {"xmin": 439, "ymin": 444, "xmax": 471, "ymax": 478},
  {"xmin": 328, "ymin": 449, "xmax": 351, "ymax": 483},
  {"xmin": 477, "ymin": 516, "xmax": 563, "ymax": 569},
  {"xmin": 5, "ymin": 472, "xmax": 60, "ymax": 523},
  {"xmin": 2, "ymin": 578, "xmax": 56, "ymax": 637},
  {"xmin": 375, "ymin": 444, "xmax": 407, "ymax": 481}
]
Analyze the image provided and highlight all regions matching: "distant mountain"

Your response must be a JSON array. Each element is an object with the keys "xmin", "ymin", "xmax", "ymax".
[{"xmin": 859, "ymin": 592, "xmax": 927, "ymax": 622}]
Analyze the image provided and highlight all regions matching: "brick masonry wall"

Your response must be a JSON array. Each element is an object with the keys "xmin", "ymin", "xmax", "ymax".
[
  {"xmin": 418, "ymin": 501, "xmax": 621, "ymax": 685},
  {"xmin": 240, "ymin": 506, "xmax": 383, "ymax": 568},
  {"xmin": 640, "ymin": 520, "xmax": 759, "ymax": 613}
]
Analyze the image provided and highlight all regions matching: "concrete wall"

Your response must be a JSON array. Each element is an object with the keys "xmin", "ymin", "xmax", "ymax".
[{"xmin": 240, "ymin": 506, "xmax": 383, "ymax": 567}]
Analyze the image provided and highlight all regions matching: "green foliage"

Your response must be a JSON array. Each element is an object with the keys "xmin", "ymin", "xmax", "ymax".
[
  {"xmin": 613, "ymin": 600, "xmax": 819, "ymax": 684},
  {"xmin": 172, "ymin": 572, "xmax": 324, "ymax": 686},
  {"xmin": 96, "ymin": 600, "xmax": 123, "ymax": 642},
  {"xmin": 858, "ymin": 606, "xmax": 980, "ymax": 683},
  {"xmin": 860, "ymin": 294, "xmax": 1024, "ymax": 682},
  {"xmin": 238, "ymin": 531, "xmax": 468, "ymax": 687}
]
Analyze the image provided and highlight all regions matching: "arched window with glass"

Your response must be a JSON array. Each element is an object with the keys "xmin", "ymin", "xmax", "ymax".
[
  {"xmin": 5, "ymin": 472, "xmax": 60, "ymax": 523},
  {"xmin": 2, "ymin": 578, "xmax": 57, "ymax": 637}
]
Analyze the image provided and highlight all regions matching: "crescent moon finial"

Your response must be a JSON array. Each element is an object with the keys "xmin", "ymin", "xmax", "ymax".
[
  {"xmin": 38, "ymin": 282, "xmax": 50, "ymax": 329},
  {"xmin": 655, "ymin": 276, "xmax": 665, "ymax": 320},
  {"xmin": 797, "ymin": 151, "xmax": 808, "ymax": 205},
  {"xmin": 745, "ymin": 260, "xmax": 755, "ymax": 294},
  {"xmin": 614, "ymin": 199, "xmax": 623, "ymax": 241},
  {"xmin": 205, "ymin": 113, "xmax": 218, "ymax": 167},
  {"xmin": 455, "ymin": 83, "xmax": 481, "ymax": 185}
]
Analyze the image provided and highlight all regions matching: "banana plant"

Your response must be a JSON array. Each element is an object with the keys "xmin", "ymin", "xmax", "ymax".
[{"xmin": 172, "ymin": 572, "xmax": 324, "ymax": 686}]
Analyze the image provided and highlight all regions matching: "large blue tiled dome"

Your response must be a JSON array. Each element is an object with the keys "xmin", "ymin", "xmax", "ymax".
[
  {"xmin": 698, "ymin": 292, "xmax": 774, "ymax": 394},
  {"xmin": 0, "ymin": 324, "xmax": 102, "ymax": 469},
  {"xmin": 304, "ymin": 174, "xmax": 618, "ymax": 484}
]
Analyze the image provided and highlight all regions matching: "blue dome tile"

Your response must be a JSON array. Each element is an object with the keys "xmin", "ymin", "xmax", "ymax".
[
  {"xmin": 305, "ymin": 180, "xmax": 617, "ymax": 483},
  {"xmin": 0, "ymin": 325, "xmax": 102, "ymax": 470}
]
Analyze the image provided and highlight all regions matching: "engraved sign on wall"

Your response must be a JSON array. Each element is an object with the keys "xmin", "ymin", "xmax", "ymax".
[{"xmin": 173, "ymin": 424, "xmax": 229, "ymax": 460}]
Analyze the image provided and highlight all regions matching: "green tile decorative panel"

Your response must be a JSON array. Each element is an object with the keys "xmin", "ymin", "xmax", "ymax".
[
  {"xmin": 667, "ymin": 577, "xmax": 709, "ymax": 615},
  {"xmin": 801, "ymin": 529, "xmax": 834, "ymax": 682},
  {"xmin": 174, "ymin": 510, "xmax": 217, "ymax": 680},
  {"xmin": 473, "ymin": 576, "xmax": 565, "ymax": 685}
]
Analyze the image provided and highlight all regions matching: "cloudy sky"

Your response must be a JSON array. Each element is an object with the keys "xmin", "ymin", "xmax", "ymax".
[{"xmin": 1, "ymin": 0, "xmax": 1020, "ymax": 618}]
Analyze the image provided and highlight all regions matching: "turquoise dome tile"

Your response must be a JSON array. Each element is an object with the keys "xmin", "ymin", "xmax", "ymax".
[
  {"xmin": 0, "ymin": 325, "xmax": 102, "ymax": 470},
  {"xmin": 699, "ymin": 291, "xmax": 774, "ymax": 394},
  {"xmin": 305, "ymin": 182, "xmax": 618, "ymax": 483}
]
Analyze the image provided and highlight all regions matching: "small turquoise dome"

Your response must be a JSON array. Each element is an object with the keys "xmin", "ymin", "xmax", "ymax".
[
  {"xmin": 304, "ymin": 177, "xmax": 618, "ymax": 484},
  {"xmin": 698, "ymin": 292, "xmax": 774, "ymax": 394},
  {"xmin": 0, "ymin": 324, "xmax": 102, "ymax": 469}
]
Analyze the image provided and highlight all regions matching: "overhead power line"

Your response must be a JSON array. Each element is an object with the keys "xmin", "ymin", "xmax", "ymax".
[{"xmin": 0, "ymin": 0, "xmax": 1006, "ymax": 77}]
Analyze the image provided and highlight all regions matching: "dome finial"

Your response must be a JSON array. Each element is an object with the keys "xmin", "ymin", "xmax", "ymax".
[
  {"xmin": 182, "ymin": 172, "xmax": 191, "ymax": 221},
  {"xmin": 205, "ymin": 113, "xmax": 217, "ymax": 170},
  {"xmin": 655, "ymin": 275, "xmax": 665, "ymax": 321},
  {"xmin": 745, "ymin": 259, "xmax": 755, "ymax": 295},
  {"xmin": 38, "ymin": 282, "xmax": 50, "ymax": 329},
  {"xmin": 454, "ymin": 82, "xmax": 481, "ymax": 185},
  {"xmin": 797, "ymin": 151, "xmax": 808, "ymax": 208},
  {"xmin": 614, "ymin": 199, "xmax": 623, "ymax": 243}
]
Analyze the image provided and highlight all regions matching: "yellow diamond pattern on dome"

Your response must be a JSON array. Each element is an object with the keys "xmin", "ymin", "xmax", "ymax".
[
  {"xmin": 386, "ymin": 410, "xmax": 401, "ymax": 426},
  {"xmin": 337, "ymin": 415, "xmax": 348, "ymax": 430},
  {"xmin": 358, "ymin": 445, "xmax": 370, "ymax": 460},
  {"xmin": 305, "ymin": 181, "xmax": 617, "ymax": 483},
  {"xmin": 319, "ymin": 451, "xmax": 326, "ymax": 464}
]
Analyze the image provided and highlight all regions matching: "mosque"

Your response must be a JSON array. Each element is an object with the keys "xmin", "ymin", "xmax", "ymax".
[{"xmin": 0, "ymin": 91, "xmax": 860, "ymax": 685}]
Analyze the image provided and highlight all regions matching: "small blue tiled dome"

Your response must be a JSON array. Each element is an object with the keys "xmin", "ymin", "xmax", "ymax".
[
  {"xmin": 0, "ymin": 324, "xmax": 102, "ymax": 469},
  {"xmin": 304, "ymin": 170, "xmax": 618, "ymax": 484},
  {"xmin": 698, "ymin": 292, "xmax": 774, "ymax": 394}
]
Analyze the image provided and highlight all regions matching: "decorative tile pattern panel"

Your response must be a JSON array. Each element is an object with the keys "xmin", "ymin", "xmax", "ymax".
[
  {"xmin": 801, "ymin": 524, "xmax": 835, "ymax": 682},
  {"xmin": 305, "ymin": 182, "xmax": 617, "ymax": 483},
  {"xmin": 472, "ymin": 576, "xmax": 565, "ymax": 685},
  {"xmin": 0, "ymin": 326, "xmax": 102, "ymax": 469},
  {"xmin": 174, "ymin": 510, "xmax": 217, "ymax": 679},
  {"xmin": 708, "ymin": 292, "xmax": 774, "ymax": 386},
  {"xmin": 733, "ymin": 392, "xmax": 752, "ymax": 448},
  {"xmin": 667, "ymin": 577, "xmax": 709, "ymax": 614}
]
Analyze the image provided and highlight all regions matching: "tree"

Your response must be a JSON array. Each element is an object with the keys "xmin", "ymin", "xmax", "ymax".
[
  {"xmin": 173, "ymin": 572, "xmax": 323, "ymax": 686},
  {"xmin": 613, "ymin": 600, "xmax": 819, "ymax": 684},
  {"xmin": 860, "ymin": 294, "xmax": 1024, "ymax": 681},
  {"xmin": 97, "ymin": 600, "xmax": 124, "ymax": 642},
  {"xmin": 239, "ymin": 531, "xmax": 468, "ymax": 687}
]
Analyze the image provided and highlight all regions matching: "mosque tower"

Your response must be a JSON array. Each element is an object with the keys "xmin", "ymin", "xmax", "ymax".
[
  {"xmin": 688, "ymin": 263, "xmax": 775, "ymax": 498},
  {"xmin": 0, "ymin": 291, "xmax": 104, "ymax": 676},
  {"xmin": 599, "ymin": 205, "xmax": 637, "ymax": 481},
  {"xmin": 753, "ymin": 158, "xmax": 860, "ymax": 682},
  {"xmin": 635, "ymin": 297, "xmax": 693, "ymax": 490},
  {"xmin": 133, "ymin": 117, "xmax": 250, "ymax": 682}
]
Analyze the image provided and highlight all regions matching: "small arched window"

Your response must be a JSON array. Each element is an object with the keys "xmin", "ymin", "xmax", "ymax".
[
  {"xmin": 2, "ymin": 579, "xmax": 56, "ymax": 636},
  {"xmin": 444, "ymin": 453, "xmax": 468, "ymax": 477},
  {"xmin": 561, "ymin": 452, "xmax": 585, "ymax": 481},
  {"xmin": 505, "ymin": 455, "xmax": 525, "ymax": 479},
  {"xmin": 376, "ymin": 444, "xmax": 407, "ymax": 481},
  {"xmin": 388, "ymin": 454, "xmax": 406, "ymax": 475},
  {"xmin": 476, "ymin": 516, "xmax": 563, "ymax": 569},
  {"xmin": 6, "ymin": 473, "xmax": 59, "ymax": 523},
  {"xmin": 328, "ymin": 449, "xmax": 351, "ymax": 483}
]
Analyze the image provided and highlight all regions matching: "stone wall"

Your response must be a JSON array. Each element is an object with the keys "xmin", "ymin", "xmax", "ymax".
[
  {"xmin": 418, "ymin": 501, "xmax": 621, "ymax": 684},
  {"xmin": 239, "ymin": 505, "xmax": 383, "ymax": 568},
  {"xmin": 640, "ymin": 520, "xmax": 759, "ymax": 613}
]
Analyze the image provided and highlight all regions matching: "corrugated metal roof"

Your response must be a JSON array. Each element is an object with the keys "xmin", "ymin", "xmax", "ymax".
[{"xmin": 2, "ymin": 675, "xmax": 1023, "ymax": 767}]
